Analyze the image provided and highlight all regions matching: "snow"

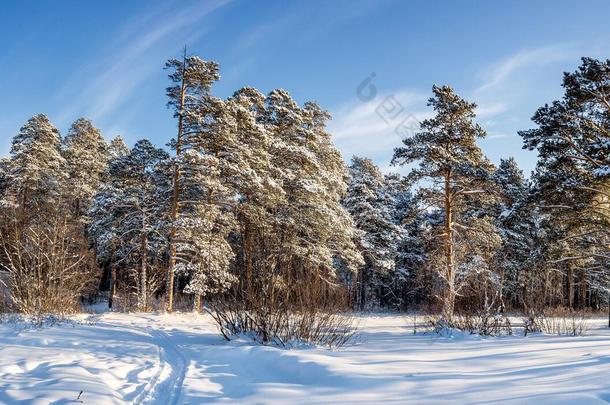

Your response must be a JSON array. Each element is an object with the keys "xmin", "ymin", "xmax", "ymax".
[{"xmin": 1, "ymin": 312, "xmax": 610, "ymax": 404}]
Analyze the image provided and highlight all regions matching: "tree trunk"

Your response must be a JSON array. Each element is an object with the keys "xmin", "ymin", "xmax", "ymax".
[
  {"xmin": 578, "ymin": 270, "xmax": 587, "ymax": 309},
  {"xmin": 166, "ymin": 47, "xmax": 188, "ymax": 313},
  {"xmin": 567, "ymin": 264, "xmax": 574, "ymax": 308},
  {"xmin": 108, "ymin": 264, "xmax": 116, "ymax": 310},
  {"xmin": 140, "ymin": 233, "xmax": 148, "ymax": 311},
  {"xmin": 244, "ymin": 219, "xmax": 253, "ymax": 295},
  {"xmin": 194, "ymin": 294, "xmax": 202, "ymax": 313},
  {"xmin": 442, "ymin": 170, "xmax": 455, "ymax": 320}
]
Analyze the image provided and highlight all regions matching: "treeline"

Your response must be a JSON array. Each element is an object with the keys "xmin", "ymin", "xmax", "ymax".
[{"xmin": 0, "ymin": 55, "xmax": 609, "ymax": 322}]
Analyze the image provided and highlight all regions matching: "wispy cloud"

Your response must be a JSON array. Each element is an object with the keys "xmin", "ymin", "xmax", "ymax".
[
  {"xmin": 329, "ymin": 43, "xmax": 584, "ymax": 173},
  {"xmin": 54, "ymin": 0, "xmax": 231, "ymax": 128},
  {"xmin": 475, "ymin": 100, "xmax": 509, "ymax": 119},
  {"xmin": 467, "ymin": 43, "xmax": 582, "ymax": 142},
  {"xmin": 329, "ymin": 90, "xmax": 430, "ymax": 172},
  {"xmin": 475, "ymin": 43, "xmax": 578, "ymax": 94}
]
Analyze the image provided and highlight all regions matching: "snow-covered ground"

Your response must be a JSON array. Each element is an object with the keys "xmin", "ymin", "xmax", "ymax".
[{"xmin": 1, "ymin": 312, "xmax": 609, "ymax": 404}]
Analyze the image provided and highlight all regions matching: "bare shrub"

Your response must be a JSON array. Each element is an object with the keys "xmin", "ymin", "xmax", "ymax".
[
  {"xmin": 209, "ymin": 300, "xmax": 355, "ymax": 348},
  {"xmin": 531, "ymin": 307, "xmax": 590, "ymax": 336},
  {"xmin": 428, "ymin": 312, "xmax": 512, "ymax": 337},
  {"xmin": 0, "ymin": 218, "xmax": 99, "ymax": 315},
  {"xmin": 209, "ymin": 269, "xmax": 357, "ymax": 348},
  {"xmin": 523, "ymin": 315, "xmax": 542, "ymax": 336}
]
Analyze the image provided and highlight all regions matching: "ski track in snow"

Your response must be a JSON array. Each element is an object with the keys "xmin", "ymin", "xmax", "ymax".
[
  {"xmin": 120, "ymin": 318, "xmax": 188, "ymax": 405},
  {"xmin": 1, "ymin": 313, "xmax": 610, "ymax": 404},
  {"xmin": 143, "ymin": 328, "xmax": 187, "ymax": 405}
]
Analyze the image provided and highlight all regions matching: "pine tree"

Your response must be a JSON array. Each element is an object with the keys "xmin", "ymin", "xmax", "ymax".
[
  {"xmin": 62, "ymin": 118, "xmax": 109, "ymax": 219},
  {"xmin": 392, "ymin": 85, "xmax": 497, "ymax": 319},
  {"xmin": 175, "ymin": 152, "xmax": 236, "ymax": 311},
  {"xmin": 1, "ymin": 115, "xmax": 99, "ymax": 312},
  {"xmin": 108, "ymin": 135, "xmax": 130, "ymax": 161},
  {"xmin": 4, "ymin": 114, "xmax": 65, "ymax": 216},
  {"xmin": 384, "ymin": 172, "xmax": 426, "ymax": 309},
  {"xmin": 492, "ymin": 158, "xmax": 532, "ymax": 309},
  {"xmin": 165, "ymin": 52, "xmax": 221, "ymax": 312},
  {"xmin": 344, "ymin": 157, "xmax": 405, "ymax": 309},
  {"xmin": 224, "ymin": 87, "xmax": 279, "ymax": 297},
  {"xmin": 520, "ymin": 58, "xmax": 610, "ymax": 322},
  {"xmin": 90, "ymin": 140, "xmax": 170, "ymax": 311},
  {"xmin": 88, "ymin": 135, "xmax": 129, "ymax": 309},
  {"xmin": 264, "ymin": 90, "xmax": 362, "ymax": 297}
]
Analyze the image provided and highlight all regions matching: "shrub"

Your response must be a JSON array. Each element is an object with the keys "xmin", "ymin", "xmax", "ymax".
[
  {"xmin": 527, "ymin": 308, "xmax": 589, "ymax": 336},
  {"xmin": 208, "ymin": 299, "xmax": 356, "ymax": 348},
  {"xmin": 0, "ymin": 220, "xmax": 99, "ymax": 315},
  {"xmin": 428, "ymin": 312, "xmax": 512, "ymax": 337}
]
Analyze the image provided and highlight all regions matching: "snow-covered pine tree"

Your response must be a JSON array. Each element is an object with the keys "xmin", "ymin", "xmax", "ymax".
[
  {"xmin": 1, "ymin": 115, "xmax": 100, "ymax": 312},
  {"xmin": 174, "ymin": 151, "xmax": 236, "ymax": 311},
  {"xmin": 492, "ymin": 158, "xmax": 532, "ymax": 309},
  {"xmin": 108, "ymin": 135, "xmax": 130, "ymax": 161},
  {"xmin": 4, "ymin": 114, "xmax": 66, "ymax": 218},
  {"xmin": 392, "ymin": 85, "xmax": 497, "ymax": 319},
  {"xmin": 62, "ymin": 118, "xmax": 109, "ymax": 219},
  {"xmin": 263, "ymin": 90, "xmax": 362, "ymax": 305},
  {"xmin": 88, "ymin": 135, "xmax": 130, "ymax": 309},
  {"xmin": 520, "ymin": 58, "xmax": 610, "ymax": 321},
  {"xmin": 173, "ymin": 90, "xmax": 239, "ymax": 309},
  {"xmin": 224, "ymin": 88, "xmax": 280, "ymax": 297},
  {"xmin": 90, "ymin": 139, "xmax": 170, "ymax": 311},
  {"xmin": 383, "ymin": 172, "xmax": 426, "ymax": 309},
  {"xmin": 165, "ymin": 52, "xmax": 221, "ymax": 312},
  {"xmin": 344, "ymin": 156, "xmax": 405, "ymax": 309}
]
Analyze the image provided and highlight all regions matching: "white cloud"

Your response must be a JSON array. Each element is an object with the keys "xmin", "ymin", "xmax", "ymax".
[
  {"xmin": 475, "ymin": 101, "xmax": 509, "ymax": 119},
  {"xmin": 475, "ymin": 43, "xmax": 578, "ymax": 93},
  {"xmin": 54, "ymin": 0, "xmax": 231, "ymax": 128},
  {"xmin": 328, "ymin": 90, "xmax": 430, "ymax": 171}
]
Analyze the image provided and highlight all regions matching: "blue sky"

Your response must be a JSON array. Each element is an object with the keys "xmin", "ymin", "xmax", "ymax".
[{"xmin": 2, "ymin": 0, "xmax": 610, "ymax": 175}]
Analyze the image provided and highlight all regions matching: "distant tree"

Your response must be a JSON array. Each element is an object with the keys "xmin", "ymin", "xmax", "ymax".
[
  {"xmin": 88, "ymin": 135, "xmax": 130, "ymax": 309},
  {"xmin": 0, "ymin": 158, "xmax": 9, "ymax": 200},
  {"xmin": 492, "ymin": 158, "xmax": 532, "ymax": 309},
  {"xmin": 384, "ymin": 173, "xmax": 427, "ymax": 309},
  {"xmin": 344, "ymin": 157, "xmax": 405, "ymax": 309}
]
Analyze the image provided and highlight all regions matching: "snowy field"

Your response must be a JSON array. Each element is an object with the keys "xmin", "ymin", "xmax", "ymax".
[{"xmin": 1, "ymin": 313, "xmax": 610, "ymax": 404}]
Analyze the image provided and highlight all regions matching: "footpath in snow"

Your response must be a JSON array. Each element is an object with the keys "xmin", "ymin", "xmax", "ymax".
[{"xmin": 1, "ymin": 312, "xmax": 610, "ymax": 404}]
